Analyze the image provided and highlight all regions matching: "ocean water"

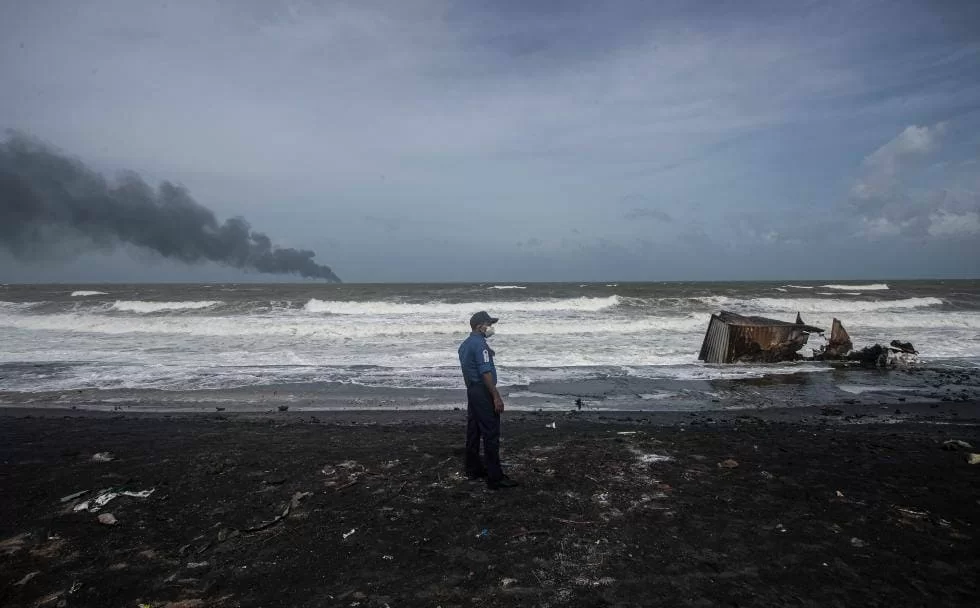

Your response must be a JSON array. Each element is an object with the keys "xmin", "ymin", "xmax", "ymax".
[{"xmin": 1, "ymin": 281, "xmax": 978, "ymax": 411}]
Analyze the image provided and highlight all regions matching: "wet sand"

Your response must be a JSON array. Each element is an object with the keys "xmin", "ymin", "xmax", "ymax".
[{"xmin": 1, "ymin": 403, "xmax": 979, "ymax": 607}]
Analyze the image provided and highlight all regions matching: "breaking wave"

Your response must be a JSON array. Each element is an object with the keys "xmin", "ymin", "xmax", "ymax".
[
  {"xmin": 489, "ymin": 285, "xmax": 526, "ymax": 290},
  {"xmin": 0, "ymin": 312, "xmax": 706, "ymax": 337},
  {"xmin": 110, "ymin": 300, "xmax": 222, "ymax": 313},
  {"xmin": 302, "ymin": 296, "xmax": 621, "ymax": 315},
  {"xmin": 696, "ymin": 296, "xmax": 944, "ymax": 314},
  {"xmin": 822, "ymin": 283, "xmax": 889, "ymax": 291},
  {"xmin": 71, "ymin": 291, "xmax": 107, "ymax": 297}
]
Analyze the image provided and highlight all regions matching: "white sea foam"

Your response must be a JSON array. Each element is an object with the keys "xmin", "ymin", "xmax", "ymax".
[
  {"xmin": 0, "ymin": 310, "xmax": 708, "ymax": 337},
  {"xmin": 784, "ymin": 285, "xmax": 813, "ymax": 289},
  {"xmin": 1, "ymin": 283, "xmax": 977, "ymax": 396},
  {"xmin": 110, "ymin": 300, "xmax": 221, "ymax": 313},
  {"xmin": 489, "ymin": 285, "xmax": 526, "ymax": 290},
  {"xmin": 822, "ymin": 283, "xmax": 889, "ymax": 291},
  {"xmin": 71, "ymin": 291, "xmax": 107, "ymax": 297},
  {"xmin": 696, "ymin": 296, "xmax": 943, "ymax": 314},
  {"xmin": 302, "ymin": 296, "xmax": 621, "ymax": 315}
]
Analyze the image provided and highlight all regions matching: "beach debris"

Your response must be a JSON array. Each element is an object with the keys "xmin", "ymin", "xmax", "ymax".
[
  {"xmin": 476, "ymin": 528, "xmax": 489, "ymax": 539},
  {"xmin": 501, "ymin": 577, "xmax": 518, "ymax": 588},
  {"xmin": 701, "ymin": 311, "xmax": 920, "ymax": 365},
  {"xmin": 97, "ymin": 513, "xmax": 118, "ymax": 525},
  {"xmin": 163, "ymin": 599, "xmax": 206, "ymax": 608},
  {"xmin": 894, "ymin": 506, "xmax": 929, "ymax": 520},
  {"xmin": 850, "ymin": 537, "xmax": 867, "ymax": 548},
  {"xmin": 890, "ymin": 340, "xmax": 917, "ymax": 354},
  {"xmin": 382, "ymin": 555, "xmax": 394, "ymax": 560},
  {"xmin": 290, "ymin": 491, "xmax": 312, "ymax": 509},
  {"xmin": 546, "ymin": 422, "xmax": 556, "ymax": 429},
  {"xmin": 0, "ymin": 533, "xmax": 29, "ymax": 556},
  {"xmin": 342, "ymin": 528, "xmax": 357, "ymax": 540},
  {"xmin": 699, "ymin": 311, "xmax": 823, "ymax": 363},
  {"xmin": 91, "ymin": 451, "xmax": 115, "ymax": 462},
  {"xmin": 633, "ymin": 450, "xmax": 672, "ymax": 464},
  {"xmin": 775, "ymin": 523, "xmax": 787, "ymax": 533},
  {"xmin": 846, "ymin": 342, "xmax": 920, "ymax": 368},
  {"xmin": 968, "ymin": 454, "xmax": 980, "ymax": 465},
  {"xmin": 836, "ymin": 490, "xmax": 844, "ymax": 497},
  {"xmin": 717, "ymin": 459, "xmax": 739, "ymax": 469},
  {"xmin": 943, "ymin": 440, "xmax": 973, "ymax": 451},
  {"xmin": 14, "ymin": 571, "xmax": 40, "ymax": 586},
  {"xmin": 74, "ymin": 488, "xmax": 155, "ymax": 512},
  {"xmin": 59, "ymin": 489, "xmax": 89, "ymax": 503},
  {"xmin": 242, "ymin": 503, "xmax": 290, "ymax": 533},
  {"xmin": 814, "ymin": 318, "xmax": 853, "ymax": 359}
]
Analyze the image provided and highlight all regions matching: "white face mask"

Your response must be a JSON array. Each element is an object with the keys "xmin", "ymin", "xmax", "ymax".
[{"xmin": 483, "ymin": 325, "xmax": 496, "ymax": 338}]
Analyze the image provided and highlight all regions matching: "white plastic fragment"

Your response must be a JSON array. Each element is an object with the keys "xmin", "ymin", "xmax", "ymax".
[
  {"xmin": 60, "ymin": 490, "xmax": 89, "ymax": 504},
  {"xmin": 545, "ymin": 422, "xmax": 556, "ymax": 429},
  {"xmin": 342, "ymin": 528, "xmax": 356, "ymax": 540},
  {"xmin": 74, "ymin": 489, "xmax": 155, "ymax": 512},
  {"xmin": 14, "ymin": 571, "xmax": 39, "ymax": 586},
  {"xmin": 91, "ymin": 452, "xmax": 115, "ymax": 462}
]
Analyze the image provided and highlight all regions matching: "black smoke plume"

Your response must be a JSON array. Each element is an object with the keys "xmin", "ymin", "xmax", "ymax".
[{"xmin": 0, "ymin": 132, "xmax": 340, "ymax": 281}]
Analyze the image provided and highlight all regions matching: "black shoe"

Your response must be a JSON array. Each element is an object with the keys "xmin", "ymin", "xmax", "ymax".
[
  {"xmin": 466, "ymin": 469, "xmax": 488, "ymax": 480},
  {"xmin": 487, "ymin": 476, "xmax": 519, "ymax": 490}
]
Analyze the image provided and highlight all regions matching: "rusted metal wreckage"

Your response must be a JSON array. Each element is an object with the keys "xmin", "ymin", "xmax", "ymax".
[{"xmin": 698, "ymin": 311, "xmax": 917, "ymax": 366}]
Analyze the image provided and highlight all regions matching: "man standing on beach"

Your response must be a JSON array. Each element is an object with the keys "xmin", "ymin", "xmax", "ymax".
[{"xmin": 458, "ymin": 311, "xmax": 518, "ymax": 490}]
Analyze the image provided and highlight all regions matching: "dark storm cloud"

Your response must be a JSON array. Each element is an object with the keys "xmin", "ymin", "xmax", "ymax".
[{"xmin": 0, "ymin": 133, "xmax": 340, "ymax": 281}]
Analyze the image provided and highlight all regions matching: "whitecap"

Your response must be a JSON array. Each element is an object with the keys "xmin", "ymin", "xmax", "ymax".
[
  {"xmin": 302, "ymin": 296, "xmax": 621, "ymax": 315},
  {"xmin": 71, "ymin": 291, "xmax": 107, "ymax": 297},
  {"xmin": 110, "ymin": 300, "xmax": 221, "ymax": 313},
  {"xmin": 822, "ymin": 283, "xmax": 889, "ymax": 291},
  {"xmin": 695, "ymin": 295, "xmax": 942, "ymax": 314},
  {"xmin": 489, "ymin": 285, "xmax": 526, "ymax": 290}
]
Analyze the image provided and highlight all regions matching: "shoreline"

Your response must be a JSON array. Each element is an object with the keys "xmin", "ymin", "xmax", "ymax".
[
  {"xmin": 2, "ymin": 397, "xmax": 980, "ymax": 425},
  {"xmin": 2, "ymin": 399, "xmax": 979, "ymax": 606}
]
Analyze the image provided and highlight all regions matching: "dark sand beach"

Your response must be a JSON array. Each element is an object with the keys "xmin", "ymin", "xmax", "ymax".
[{"xmin": 2, "ymin": 403, "xmax": 979, "ymax": 608}]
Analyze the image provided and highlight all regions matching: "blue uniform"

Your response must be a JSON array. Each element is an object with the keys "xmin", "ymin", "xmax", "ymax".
[
  {"xmin": 458, "ymin": 332, "xmax": 497, "ymax": 387},
  {"xmin": 458, "ymin": 331, "xmax": 503, "ymax": 481}
]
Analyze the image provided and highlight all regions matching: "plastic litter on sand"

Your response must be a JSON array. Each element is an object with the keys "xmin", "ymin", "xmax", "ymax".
[{"xmin": 73, "ymin": 489, "xmax": 155, "ymax": 512}]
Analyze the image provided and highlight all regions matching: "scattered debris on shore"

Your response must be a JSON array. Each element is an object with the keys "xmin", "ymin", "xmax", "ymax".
[{"xmin": 699, "ymin": 311, "xmax": 918, "ymax": 367}]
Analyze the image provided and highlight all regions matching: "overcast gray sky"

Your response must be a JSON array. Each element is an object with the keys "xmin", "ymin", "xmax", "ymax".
[{"xmin": 1, "ymin": 0, "xmax": 978, "ymax": 282}]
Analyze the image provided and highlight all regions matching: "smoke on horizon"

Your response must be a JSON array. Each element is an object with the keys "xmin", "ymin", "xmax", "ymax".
[{"xmin": 0, "ymin": 132, "xmax": 340, "ymax": 282}]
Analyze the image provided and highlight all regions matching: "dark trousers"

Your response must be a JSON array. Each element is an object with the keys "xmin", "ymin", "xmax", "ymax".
[{"xmin": 465, "ymin": 383, "xmax": 503, "ymax": 481}]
